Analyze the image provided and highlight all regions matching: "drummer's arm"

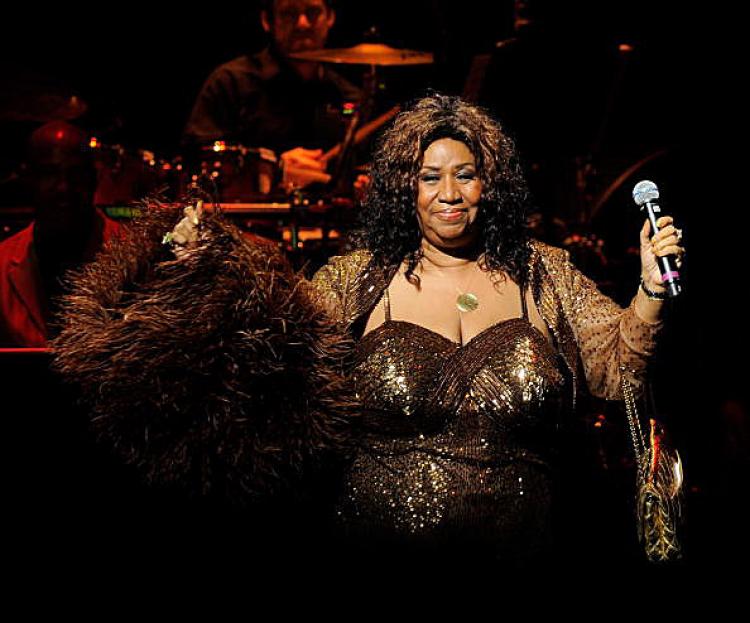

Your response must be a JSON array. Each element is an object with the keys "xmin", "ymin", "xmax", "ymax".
[
  {"xmin": 280, "ymin": 147, "xmax": 331, "ymax": 188},
  {"xmin": 280, "ymin": 147, "xmax": 326, "ymax": 171},
  {"xmin": 183, "ymin": 69, "xmax": 237, "ymax": 143}
]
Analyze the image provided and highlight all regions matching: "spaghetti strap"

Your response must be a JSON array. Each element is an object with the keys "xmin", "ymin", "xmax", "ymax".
[
  {"xmin": 383, "ymin": 286, "xmax": 392, "ymax": 322},
  {"xmin": 520, "ymin": 282, "xmax": 529, "ymax": 320}
]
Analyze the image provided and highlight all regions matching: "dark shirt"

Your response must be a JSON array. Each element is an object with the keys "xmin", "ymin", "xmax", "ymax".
[{"xmin": 183, "ymin": 47, "xmax": 361, "ymax": 153}]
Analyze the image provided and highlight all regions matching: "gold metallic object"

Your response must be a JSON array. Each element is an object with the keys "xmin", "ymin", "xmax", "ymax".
[
  {"xmin": 456, "ymin": 292, "xmax": 479, "ymax": 313},
  {"xmin": 621, "ymin": 369, "xmax": 684, "ymax": 562},
  {"xmin": 335, "ymin": 283, "xmax": 565, "ymax": 559}
]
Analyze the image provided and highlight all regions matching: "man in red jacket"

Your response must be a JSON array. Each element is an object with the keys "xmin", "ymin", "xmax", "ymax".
[{"xmin": 0, "ymin": 121, "xmax": 125, "ymax": 347}]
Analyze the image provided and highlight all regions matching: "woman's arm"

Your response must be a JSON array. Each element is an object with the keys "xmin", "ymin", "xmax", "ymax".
[
  {"xmin": 559, "ymin": 249, "xmax": 665, "ymax": 400},
  {"xmin": 561, "ymin": 213, "xmax": 683, "ymax": 400},
  {"xmin": 633, "ymin": 283, "xmax": 667, "ymax": 325}
]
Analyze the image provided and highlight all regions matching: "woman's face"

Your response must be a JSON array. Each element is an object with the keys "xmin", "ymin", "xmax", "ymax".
[{"xmin": 416, "ymin": 138, "xmax": 482, "ymax": 251}]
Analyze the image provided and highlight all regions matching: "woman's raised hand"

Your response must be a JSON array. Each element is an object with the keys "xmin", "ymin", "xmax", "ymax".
[
  {"xmin": 166, "ymin": 200, "xmax": 203, "ymax": 260},
  {"xmin": 639, "ymin": 215, "xmax": 685, "ymax": 293}
]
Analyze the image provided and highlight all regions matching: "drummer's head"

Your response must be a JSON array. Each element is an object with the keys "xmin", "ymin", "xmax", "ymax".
[
  {"xmin": 26, "ymin": 121, "xmax": 97, "ymax": 228},
  {"xmin": 261, "ymin": 0, "xmax": 335, "ymax": 56}
]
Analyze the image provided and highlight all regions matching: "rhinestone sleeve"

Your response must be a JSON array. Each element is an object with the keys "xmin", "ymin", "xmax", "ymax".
[
  {"xmin": 310, "ymin": 249, "xmax": 373, "ymax": 324},
  {"xmin": 558, "ymin": 248, "xmax": 663, "ymax": 400}
]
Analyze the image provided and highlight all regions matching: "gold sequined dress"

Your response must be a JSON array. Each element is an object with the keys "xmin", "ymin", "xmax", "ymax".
[
  {"xmin": 334, "ymin": 285, "xmax": 568, "ymax": 565},
  {"xmin": 311, "ymin": 240, "xmax": 664, "ymax": 567}
]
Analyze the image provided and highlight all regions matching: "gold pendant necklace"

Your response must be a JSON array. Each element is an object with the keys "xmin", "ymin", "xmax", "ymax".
[
  {"xmin": 456, "ymin": 291, "xmax": 479, "ymax": 313},
  {"xmin": 456, "ymin": 265, "xmax": 480, "ymax": 313}
]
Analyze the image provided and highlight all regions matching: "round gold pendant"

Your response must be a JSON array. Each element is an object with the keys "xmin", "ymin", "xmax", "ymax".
[{"xmin": 456, "ymin": 292, "xmax": 479, "ymax": 313}]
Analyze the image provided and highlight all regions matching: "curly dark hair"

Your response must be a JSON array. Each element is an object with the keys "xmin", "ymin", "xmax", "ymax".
[{"xmin": 356, "ymin": 92, "xmax": 532, "ymax": 286}]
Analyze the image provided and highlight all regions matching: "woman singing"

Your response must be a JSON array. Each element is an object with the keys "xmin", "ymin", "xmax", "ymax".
[{"xmin": 52, "ymin": 93, "xmax": 685, "ymax": 572}]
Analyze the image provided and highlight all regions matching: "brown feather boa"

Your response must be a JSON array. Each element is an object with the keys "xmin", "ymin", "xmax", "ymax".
[{"xmin": 49, "ymin": 202, "xmax": 358, "ymax": 503}]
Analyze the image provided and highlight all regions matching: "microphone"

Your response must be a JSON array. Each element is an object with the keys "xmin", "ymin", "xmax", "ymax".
[{"xmin": 632, "ymin": 180, "xmax": 682, "ymax": 298}]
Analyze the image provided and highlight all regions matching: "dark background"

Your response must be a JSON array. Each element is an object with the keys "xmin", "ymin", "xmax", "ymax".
[
  {"xmin": 1, "ymin": 0, "xmax": 746, "ymax": 581},
  {"xmin": 0, "ymin": 1, "xmax": 731, "ymax": 152}
]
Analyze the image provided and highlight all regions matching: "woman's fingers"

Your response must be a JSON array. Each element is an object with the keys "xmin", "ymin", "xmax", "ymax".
[
  {"xmin": 171, "ymin": 229, "xmax": 187, "ymax": 245},
  {"xmin": 642, "ymin": 215, "xmax": 675, "ymax": 240},
  {"xmin": 645, "ymin": 216, "xmax": 682, "ymax": 240},
  {"xmin": 171, "ymin": 213, "xmax": 199, "ymax": 247},
  {"xmin": 649, "ymin": 217, "xmax": 685, "ymax": 252},
  {"xmin": 653, "ymin": 223, "xmax": 677, "ymax": 238},
  {"xmin": 655, "ymin": 215, "xmax": 673, "ymax": 227},
  {"xmin": 652, "ymin": 243, "xmax": 684, "ymax": 257},
  {"xmin": 183, "ymin": 205, "xmax": 200, "ymax": 226},
  {"xmin": 165, "ymin": 203, "xmax": 204, "ymax": 259}
]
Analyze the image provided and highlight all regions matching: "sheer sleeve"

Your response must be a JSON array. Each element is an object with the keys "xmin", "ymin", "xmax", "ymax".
[
  {"xmin": 558, "ymin": 249, "xmax": 664, "ymax": 400},
  {"xmin": 310, "ymin": 249, "xmax": 373, "ymax": 326}
]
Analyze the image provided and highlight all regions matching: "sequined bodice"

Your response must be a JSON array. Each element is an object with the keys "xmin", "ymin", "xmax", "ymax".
[{"xmin": 334, "ymin": 282, "xmax": 569, "ymax": 564}]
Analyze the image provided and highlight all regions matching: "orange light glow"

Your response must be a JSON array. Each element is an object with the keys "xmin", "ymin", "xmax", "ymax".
[
  {"xmin": 281, "ymin": 228, "xmax": 341, "ymax": 242},
  {"xmin": 89, "ymin": 137, "xmax": 99, "ymax": 148}
]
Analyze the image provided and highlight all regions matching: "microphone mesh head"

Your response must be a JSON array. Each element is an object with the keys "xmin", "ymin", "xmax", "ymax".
[{"xmin": 633, "ymin": 180, "xmax": 659, "ymax": 206}]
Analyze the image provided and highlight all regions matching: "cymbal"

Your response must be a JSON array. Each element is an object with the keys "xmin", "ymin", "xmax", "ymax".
[
  {"xmin": 288, "ymin": 43, "xmax": 433, "ymax": 66},
  {"xmin": 0, "ymin": 92, "xmax": 88, "ymax": 123}
]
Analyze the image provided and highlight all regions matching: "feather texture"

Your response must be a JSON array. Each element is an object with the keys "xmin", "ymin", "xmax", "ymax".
[{"xmin": 50, "ymin": 202, "xmax": 358, "ymax": 503}]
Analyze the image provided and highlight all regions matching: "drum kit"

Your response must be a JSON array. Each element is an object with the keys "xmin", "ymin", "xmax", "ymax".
[
  {"xmin": 1, "ymin": 38, "xmax": 645, "ymax": 263},
  {"xmin": 0, "ymin": 42, "xmax": 433, "ymax": 254}
]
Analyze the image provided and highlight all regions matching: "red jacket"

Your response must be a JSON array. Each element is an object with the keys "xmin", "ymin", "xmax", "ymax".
[{"xmin": 0, "ymin": 209, "xmax": 125, "ymax": 347}]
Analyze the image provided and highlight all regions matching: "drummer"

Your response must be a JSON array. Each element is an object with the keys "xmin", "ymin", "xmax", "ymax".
[{"xmin": 183, "ymin": 0, "xmax": 361, "ymax": 179}]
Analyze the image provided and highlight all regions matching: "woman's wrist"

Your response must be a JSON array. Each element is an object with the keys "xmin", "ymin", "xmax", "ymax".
[
  {"xmin": 634, "ymin": 281, "xmax": 666, "ymax": 324},
  {"xmin": 640, "ymin": 275, "xmax": 668, "ymax": 299}
]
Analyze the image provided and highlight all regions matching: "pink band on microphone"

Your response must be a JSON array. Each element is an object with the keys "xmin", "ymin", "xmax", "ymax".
[{"xmin": 661, "ymin": 271, "xmax": 680, "ymax": 281}]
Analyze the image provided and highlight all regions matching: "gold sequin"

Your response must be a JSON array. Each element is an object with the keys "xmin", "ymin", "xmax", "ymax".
[
  {"xmin": 310, "ymin": 240, "xmax": 664, "ymax": 402},
  {"xmin": 333, "ymin": 317, "xmax": 565, "ymax": 560},
  {"xmin": 310, "ymin": 238, "xmax": 664, "ymax": 562}
]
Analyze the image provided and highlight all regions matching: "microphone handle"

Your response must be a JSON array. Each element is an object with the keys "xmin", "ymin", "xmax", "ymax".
[{"xmin": 643, "ymin": 199, "xmax": 682, "ymax": 298}]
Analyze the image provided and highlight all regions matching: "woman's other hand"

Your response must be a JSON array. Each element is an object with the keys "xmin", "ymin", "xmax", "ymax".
[{"xmin": 168, "ymin": 201, "xmax": 203, "ymax": 260}]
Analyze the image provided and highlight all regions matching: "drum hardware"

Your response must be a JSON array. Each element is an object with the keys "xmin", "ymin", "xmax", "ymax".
[
  {"xmin": 191, "ymin": 142, "xmax": 280, "ymax": 201},
  {"xmin": 289, "ymin": 42, "xmax": 433, "ymax": 193},
  {"xmin": 0, "ymin": 89, "xmax": 87, "ymax": 123}
]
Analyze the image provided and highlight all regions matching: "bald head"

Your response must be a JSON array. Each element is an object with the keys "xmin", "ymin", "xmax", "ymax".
[
  {"xmin": 26, "ymin": 121, "xmax": 97, "ymax": 232},
  {"xmin": 28, "ymin": 121, "xmax": 90, "ymax": 162}
]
